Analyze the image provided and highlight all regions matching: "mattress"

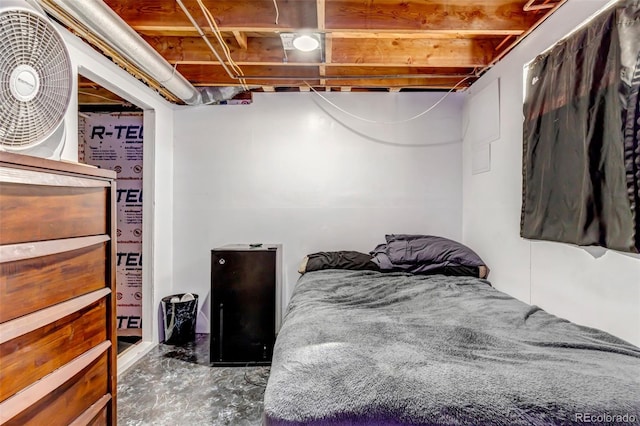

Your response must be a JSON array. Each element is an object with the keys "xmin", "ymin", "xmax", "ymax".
[{"xmin": 263, "ymin": 270, "xmax": 640, "ymax": 426}]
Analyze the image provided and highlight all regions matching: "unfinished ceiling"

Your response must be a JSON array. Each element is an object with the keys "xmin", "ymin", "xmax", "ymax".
[
  {"xmin": 78, "ymin": 75, "xmax": 127, "ymax": 105},
  {"xmin": 78, "ymin": 75, "xmax": 144, "ymax": 111},
  {"xmin": 52, "ymin": 0, "xmax": 566, "ymax": 97}
]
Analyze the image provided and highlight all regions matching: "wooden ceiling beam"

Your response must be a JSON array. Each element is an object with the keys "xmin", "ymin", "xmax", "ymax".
[
  {"xmin": 331, "ymin": 38, "xmax": 494, "ymax": 68},
  {"xmin": 325, "ymin": 33, "xmax": 333, "ymax": 65},
  {"xmin": 179, "ymin": 64, "xmax": 475, "ymax": 80},
  {"xmin": 142, "ymin": 35, "xmax": 320, "ymax": 65},
  {"xmin": 324, "ymin": 67, "xmax": 476, "ymax": 89},
  {"xmin": 321, "ymin": 34, "xmax": 333, "ymax": 86},
  {"xmin": 232, "ymin": 31, "xmax": 248, "ymax": 50},
  {"xmin": 325, "ymin": 66, "xmax": 475, "ymax": 76},
  {"xmin": 133, "ymin": 26, "xmax": 524, "ymax": 37},
  {"xmin": 324, "ymin": 0, "xmax": 543, "ymax": 32},
  {"xmin": 319, "ymin": 65, "xmax": 327, "ymax": 86},
  {"xmin": 329, "ymin": 30, "xmax": 523, "ymax": 38},
  {"xmin": 174, "ymin": 64, "xmax": 474, "ymax": 89},
  {"xmin": 105, "ymin": 0, "xmax": 539, "ymax": 34},
  {"xmin": 133, "ymin": 26, "xmax": 293, "ymax": 36},
  {"xmin": 98, "ymin": 0, "xmax": 559, "ymax": 94},
  {"xmin": 103, "ymin": 0, "xmax": 316, "ymax": 30},
  {"xmin": 323, "ymin": 77, "xmax": 473, "ymax": 89},
  {"xmin": 317, "ymin": 0, "xmax": 326, "ymax": 30},
  {"xmin": 144, "ymin": 35, "xmax": 496, "ymax": 68},
  {"xmin": 177, "ymin": 64, "xmax": 321, "ymax": 86}
]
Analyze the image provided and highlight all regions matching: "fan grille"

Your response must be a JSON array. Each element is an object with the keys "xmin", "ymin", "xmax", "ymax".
[{"xmin": 0, "ymin": 8, "xmax": 72, "ymax": 148}]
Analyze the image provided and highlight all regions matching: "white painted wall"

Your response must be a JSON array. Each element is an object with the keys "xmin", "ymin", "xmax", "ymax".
[
  {"xmin": 173, "ymin": 92, "xmax": 464, "ymax": 332},
  {"xmin": 462, "ymin": 0, "xmax": 640, "ymax": 347},
  {"xmin": 58, "ymin": 27, "xmax": 176, "ymax": 352}
]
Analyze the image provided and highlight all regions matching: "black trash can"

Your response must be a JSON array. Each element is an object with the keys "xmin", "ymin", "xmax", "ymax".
[{"xmin": 161, "ymin": 293, "xmax": 198, "ymax": 345}]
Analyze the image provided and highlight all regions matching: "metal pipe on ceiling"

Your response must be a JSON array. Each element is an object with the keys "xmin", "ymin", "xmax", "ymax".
[
  {"xmin": 174, "ymin": 0, "xmax": 238, "ymax": 83},
  {"xmin": 49, "ymin": 0, "xmax": 202, "ymax": 104}
]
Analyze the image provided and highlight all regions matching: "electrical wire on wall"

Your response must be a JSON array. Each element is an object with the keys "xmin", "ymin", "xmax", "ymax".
[
  {"xmin": 300, "ymin": 74, "xmax": 478, "ymax": 148},
  {"xmin": 313, "ymin": 101, "xmax": 465, "ymax": 148},
  {"xmin": 303, "ymin": 76, "xmax": 473, "ymax": 125},
  {"xmin": 196, "ymin": 0, "xmax": 250, "ymax": 91}
]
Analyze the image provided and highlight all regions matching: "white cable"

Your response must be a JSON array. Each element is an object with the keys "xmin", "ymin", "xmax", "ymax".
[
  {"xmin": 314, "ymin": 101, "xmax": 463, "ymax": 147},
  {"xmin": 304, "ymin": 76, "xmax": 472, "ymax": 125},
  {"xmin": 157, "ymin": 61, "xmax": 179, "ymax": 84},
  {"xmin": 272, "ymin": 0, "xmax": 280, "ymax": 25},
  {"xmin": 196, "ymin": 0, "xmax": 250, "ymax": 91}
]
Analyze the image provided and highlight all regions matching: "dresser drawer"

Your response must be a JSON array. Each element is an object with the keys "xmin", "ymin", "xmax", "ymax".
[
  {"xmin": 0, "ymin": 152, "xmax": 116, "ymax": 426},
  {"xmin": 86, "ymin": 404, "xmax": 109, "ymax": 426},
  {"xmin": 0, "ymin": 182, "xmax": 108, "ymax": 245},
  {"xmin": 0, "ymin": 298, "xmax": 108, "ymax": 402},
  {"xmin": 3, "ymin": 351, "xmax": 110, "ymax": 426},
  {"xmin": 0, "ymin": 241, "xmax": 108, "ymax": 323}
]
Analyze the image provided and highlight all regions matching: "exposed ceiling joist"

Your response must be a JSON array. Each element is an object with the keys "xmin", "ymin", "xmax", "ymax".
[
  {"xmin": 317, "ymin": 0, "xmax": 326, "ymax": 30},
  {"xmin": 232, "ymin": 31, "xmax": 248, "ymax": 50},
  {"xmin": 79, "ymin": 0, "xmax": 567, "ymax": 95},
  {"xmin": 105, "ymin": 0, "xmax": 543, "ymax": 33},
  {"xmin": 330, "ymin": 37, "xmax": 496, "ymax": 67}
]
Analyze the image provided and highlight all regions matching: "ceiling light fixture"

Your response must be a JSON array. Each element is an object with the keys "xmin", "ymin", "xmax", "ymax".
[{"xmin": 292, "ymin": 34, "xmax": 320, "ymax": 52}]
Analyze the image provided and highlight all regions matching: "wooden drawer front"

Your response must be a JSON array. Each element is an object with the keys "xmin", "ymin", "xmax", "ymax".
[
  {"xmin": 0, "ymin": 299, "xmax": 107, "ymax": 402},
  {"xmin": 0, "ymin": 242, "xmax": 108, "ymax": 323},
  {"xmin": 0, "ymin": 182, "xmax": 108, "ymax": 245},
  {"xmin": 86, "ymin": 404, "xmax": 108, "ymax": 426},
  {"xmin": 4, "ymin": 352, "xmax": 109, "ymax": 426},
  {"xmin": 69, "ymin": 394, "xmax": 111, "ymax": 426}
]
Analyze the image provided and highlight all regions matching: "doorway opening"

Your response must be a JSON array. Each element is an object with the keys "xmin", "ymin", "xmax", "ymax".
[{"xmin": 77, "ymin": 75, "xmax": 144, "ymax": 355}]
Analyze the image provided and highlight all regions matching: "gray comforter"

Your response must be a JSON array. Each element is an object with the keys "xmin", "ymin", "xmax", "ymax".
[{"xmin": 263, "ymin": 270, "xmax": 640, "ymax": 426}]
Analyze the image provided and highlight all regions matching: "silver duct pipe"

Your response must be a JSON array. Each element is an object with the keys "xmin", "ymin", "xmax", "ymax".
[{"xmin": 51, "ymin": 0, "xmax": 202, "ymax": 104}]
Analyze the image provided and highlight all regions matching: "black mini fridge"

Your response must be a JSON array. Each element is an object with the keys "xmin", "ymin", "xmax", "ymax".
[{"xmin": 210, "ymin": 244, "xmax": 281, "ymax": 365}]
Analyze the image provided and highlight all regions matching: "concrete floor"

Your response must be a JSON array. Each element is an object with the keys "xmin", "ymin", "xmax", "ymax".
[{"xmin": 117, "ymin": 334, "xmax": 269, "ymax": 425}]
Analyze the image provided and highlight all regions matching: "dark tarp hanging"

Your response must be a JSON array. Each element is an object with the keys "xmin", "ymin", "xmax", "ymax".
[{"xmin": 521, "ymin": 0, "xmax": 640, "ymax": 253}]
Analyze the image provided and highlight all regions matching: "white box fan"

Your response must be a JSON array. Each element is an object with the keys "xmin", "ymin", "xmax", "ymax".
[{"xmin": 0, "ymin": 0, "xmax": 72, "ymax": 159}]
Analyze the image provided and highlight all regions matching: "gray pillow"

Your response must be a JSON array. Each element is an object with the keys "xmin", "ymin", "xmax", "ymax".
[
  {"xmin": 385, "ymin": 234, "xmax": 485, "ymax": 267},
  {"xmin": 370, "ymin": 235, "xmax": 489, "ymax": 278},
  {"xmin": 299, "ymin": 251, "xmax": 380, "ymax": 274}
]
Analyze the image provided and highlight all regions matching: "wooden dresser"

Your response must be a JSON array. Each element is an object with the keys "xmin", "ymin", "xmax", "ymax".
[{"xmin": 0, "ymin": 152, "xmax": 117, "ymax": 425}]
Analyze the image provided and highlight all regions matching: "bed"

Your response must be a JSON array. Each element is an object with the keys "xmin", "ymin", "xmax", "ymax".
[{"xmin": 263, "ymin": 270, "xmax": 640, "ymax": 426}]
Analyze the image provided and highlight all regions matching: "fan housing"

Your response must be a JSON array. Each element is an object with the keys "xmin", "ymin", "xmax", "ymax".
[{"xmin": 0, "ymin": 0, "xmax": 72, "ymax": 159}]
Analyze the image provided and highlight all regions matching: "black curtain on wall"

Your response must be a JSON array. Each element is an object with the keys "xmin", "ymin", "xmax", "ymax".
[{"xmin": 521, "ymin": 0, "xmax": 640, "ymax": 253}]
